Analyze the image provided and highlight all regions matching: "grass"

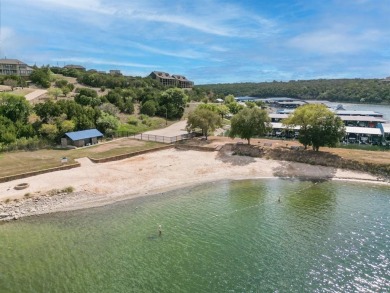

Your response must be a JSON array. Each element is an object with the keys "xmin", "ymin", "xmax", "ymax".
[{"xmin": 0, "ymin": 138, "xmax": 164, "ymax": 178}]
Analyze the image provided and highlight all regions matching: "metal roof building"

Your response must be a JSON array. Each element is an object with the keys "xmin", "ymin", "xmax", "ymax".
[
  {"xmin": 62, "ymin": 129, "xmax": 103, "ymax": 147},
  {"xmin": 336, "ymin": 110, "xmax": 383, "ymax": 118}
]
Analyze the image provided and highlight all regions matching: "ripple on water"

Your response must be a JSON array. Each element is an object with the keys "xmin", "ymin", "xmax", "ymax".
[{"xmin": 0, "ymin": 179, "xmax": 389, "ymax": 292}]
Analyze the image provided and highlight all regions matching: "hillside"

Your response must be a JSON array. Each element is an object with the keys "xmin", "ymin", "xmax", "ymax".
[{"xmin": 198, "ymin": 79, "xmax": 390, "ymax": 104}]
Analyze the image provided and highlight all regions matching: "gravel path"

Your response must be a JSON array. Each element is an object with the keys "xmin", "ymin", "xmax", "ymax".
[{"xmin": 25, "ymin": 89, "xmax": 47, "ymax": 101}]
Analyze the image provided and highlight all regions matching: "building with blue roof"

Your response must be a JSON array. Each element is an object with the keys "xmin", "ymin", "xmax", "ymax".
[{"xmin": 62, "ymin": 129, "xmax": 103, "ymax": 147}]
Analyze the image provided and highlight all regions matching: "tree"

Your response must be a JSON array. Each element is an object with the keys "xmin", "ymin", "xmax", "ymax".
[
  {"xmin": 96, "ymin": 112, "xmax": 119, "ymax": 134},
  {"xmin": 186, "ymin": 107, "xmax": 222, "ymax": 140},
  {"xmin": 0, "ymin": 115, "xmax": 17, "ymax": 143},
  {"xmin": 283, "ymin": 104, "xmax": 345, "ymax": 151},
  {"xmin": 55, "ymin": 79, "xmax": 68, "ymax": 88},
  {"xmin": 226, "ymin": 101, "xmax": 244, "ymax": 114},
  {"xmin": 141, "ymin": 100, "xmax": 157, "ymax": 116},
  {"xmin": 99, "ymin": 103, "xmax": 120, "ymax": 116},
  {"xmin": 30, "ymin": 67, "xmax": 52, "ymax": 88},
  {"xmin": 48, "ymin": 88, "xmax": 63, "ymax": 100},
  {"xmin": 39, "ymin": 123, "xmax": 59, "ymax": 141},
  {"xmin": 229, "ymin": 107, "xmax": 270, "ymax": 145},
  {"xmin": 3, "ymin": 79, "xmax": 18, "ymax": 90},
  {"xmin": 157, "ymin": 88, "xmax": 188, "ymax": 119},
  {"xmin": 217, "ymin": 104, "xmax": 229, "ymax": 119},
  {"xmin": 61, "ymin": 86, "xmax": 71, "ymax": 96},
  {"xmin": 0, "ymin": 93, "xmax": 31, "ymax": 123},
  {"xmin": 34, "ymin": 100, "xmax": 62, "ymax": 123},
  {"xmin": 224, "ymin": 94, "xmax": 235, "ymax": 104},
  {"xmin": 58, "ymin": 120, "xmax": 75, "ymax": 135}
]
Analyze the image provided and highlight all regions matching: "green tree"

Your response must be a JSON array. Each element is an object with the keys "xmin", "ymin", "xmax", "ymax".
[
  {"xmin": 0, "ymin": 115, "xmax": 17, "ymax": 143},
  {"xmin": 0, "ymin": 93, "xmax": 31, "ymax": 123},
  {"xmin": 141, "ymin": 100, "xmax": 157, "ymax": 116},
  {"xmin": 226, "ymin": 101, "xmax": 244, "ymax": 114},
  {"xmin": 217, "ymin": 104, "xmax": 229, "ymax": 119},
  {"xmin": 61, "ymin": 87, "xmax": 71, "ymax": 97},
  {"xmin": 96, "ymin": 112, "xmax": 119, "ymax": 134},
  {"xmin": 224, "ymin": 94, "xmax": 235, "ymax": 104},
  {"xmin": 55, "ymin": 79, "xmax": 68, "ymax": 88},
  {"xmin": 229, "ymin": 107, "xmax": 270, "ymax": 145},
  {"xmin": 48, "ymin": 88, "xmax": 63, "ymax": 100},
  {"xmin": 34, "ymin": 100, "xmax": 62, "ymax": 123},
  {"xmin": 39, "ymin": 123, "xmax": 59, "ymax": 141},
  {"xmin": 59, "ymin": 120, "xmax": 75, "ymax": 135},
  {"xmin": 283, "ymin": 104, "xmax": 345, "ymax": 151},
  {"xmin": 30, "ymin": 67, "xmax": 52, "ymax": 88},
  {"xmin": 186, "ymin": 107, "xmax": 222, "ymax": 140},
  {"xmin": 157, "ymin": 88, "xmax": 188, "ymax": 119}
]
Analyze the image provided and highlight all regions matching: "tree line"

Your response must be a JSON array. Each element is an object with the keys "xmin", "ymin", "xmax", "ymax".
[{"xmin": 198, "ymin": 79, "xmax": 390, "ymax": 104}]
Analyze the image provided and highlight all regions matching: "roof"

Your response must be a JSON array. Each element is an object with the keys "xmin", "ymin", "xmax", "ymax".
[
  {"xmin": 0, "ymin": 59, "xmax": 27, "ymax": 65},
  {"xmin": 265, "ymin": 97, "xmax": 299, "ymax": 101},
  {"xmin": 65, "ymin": 129, "xmax": 103, "ymax": 141},
  {"xmin": 340, "ymin": 116, "xmax": 387, "ymax": 123},
  {"xmin": 277, "ymin": 101, "xmax": 307, "ymax": 105},
  {"xmin": 152, "ymin": 71, "xmax": 176, "ymax": 79},
  {"xmin": 336, "ymin": 110, "xmax": 383, "ymax": 117},
  {"xmin": 345, "ymin": 127, "xmax": 382, "ymax": 135},
  {"xmin": 172, "ymin": 75, "xmax": 190, "ymax": 81}
]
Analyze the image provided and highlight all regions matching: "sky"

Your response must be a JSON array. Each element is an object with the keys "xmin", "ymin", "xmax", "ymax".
[{"xmin": 1, "ymin": 0, "xmax": 389, "ymax": 84}]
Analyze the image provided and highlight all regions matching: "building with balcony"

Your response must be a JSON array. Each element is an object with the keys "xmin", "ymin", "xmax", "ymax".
[
  {"xmin": 149, "ymin": 71, "xmax": 194, "ymax": 88},
  {"xmin": 0, "ymin": 59, "xmax": 34, "ymax": 76}
]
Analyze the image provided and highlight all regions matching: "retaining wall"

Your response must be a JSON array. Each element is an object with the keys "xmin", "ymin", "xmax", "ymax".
[
  {"xmin": 0, "ymin": 163, "xmax": 81, "ymax": 183},
  {"xmin": 89, "ymin": 145, "xmax": 175, "ymax": 163}
]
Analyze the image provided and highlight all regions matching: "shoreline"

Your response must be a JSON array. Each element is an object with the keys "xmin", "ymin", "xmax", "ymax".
[{"xmin": 0, "ymin": 148, "xmax": 388, "ymax": 222}]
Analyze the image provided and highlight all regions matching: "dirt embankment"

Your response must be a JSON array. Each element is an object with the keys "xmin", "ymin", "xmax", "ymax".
[{"xmin": 226, "ymin": 143, "xmax": 390, "ymax": 180}]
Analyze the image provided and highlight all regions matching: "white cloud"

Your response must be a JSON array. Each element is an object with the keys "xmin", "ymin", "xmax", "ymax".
[
  {"xmin": 55, "ymin": 57, "xmax": 157, "ymax": 68},
  {"xmin": 24, "ymin": 0, "xmax": 116, "ymax": 14},
  {"xmin": 14, "ymin": 0, "xmax": 276, "ymax": 38},
  {"xmin": 126, "ymin": 42, "xmax": 207, "ymax": 60},
  {"xmin": 288, "ymin": 29, "xmax": 384, "ymax": 54}
]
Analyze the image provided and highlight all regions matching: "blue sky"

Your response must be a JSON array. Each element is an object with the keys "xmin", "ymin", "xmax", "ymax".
[{"xmin": 1, "ymin": 0, "xmax": 389, "ymax": 84}]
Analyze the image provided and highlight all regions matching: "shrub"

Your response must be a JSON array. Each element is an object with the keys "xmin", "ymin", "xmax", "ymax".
[
  {"xmin": 128, "ymin": 117, "xmax": 139, "ymax": 126},
  {"xmin": 140, "ymin": 100, "xmax": 157, "ymax": 116}
]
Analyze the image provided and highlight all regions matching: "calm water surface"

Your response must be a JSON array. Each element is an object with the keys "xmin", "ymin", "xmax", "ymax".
[{"xmin": 0, "ymin": 179, "xmax": 389, "ymax": 292}]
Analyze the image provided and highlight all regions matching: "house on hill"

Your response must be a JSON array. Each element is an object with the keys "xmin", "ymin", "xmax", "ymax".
[
  {"xmin": 61, "ymin": 129, "xmax": 103, "ymax": 147},
  {"xmin": 64, "ymin": 64, "xmax": 86, "ymax": 71},
  {"xmin": 171, "ymin": 74, "xmax": 194, "ymax": 88},
  {"xmin": 149, "ymin": 71, "xmax": 194, "ymax": 88},
  {"xmin": 0, "ymin": 59, "xmax": 34, "ymax": 76}
]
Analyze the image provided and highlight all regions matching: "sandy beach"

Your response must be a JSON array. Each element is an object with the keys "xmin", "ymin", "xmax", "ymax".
[{"xmin": 0, "ymin": 147, "xmax": 387, "ymax": 221}]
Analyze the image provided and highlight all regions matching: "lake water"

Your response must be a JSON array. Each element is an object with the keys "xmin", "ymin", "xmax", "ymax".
[{"xmin": 0, "ymin": 179, "xmax": 389, "ymax": 292}]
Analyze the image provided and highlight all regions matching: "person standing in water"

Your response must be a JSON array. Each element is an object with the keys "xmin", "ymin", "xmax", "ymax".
[{"xmin": 158, "ymin": 225, "xmax": 162, "ymax": 236}]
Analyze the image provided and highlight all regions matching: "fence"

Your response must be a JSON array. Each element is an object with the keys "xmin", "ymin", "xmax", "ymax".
[{"xmin": 114, "ymin": 132, "xmax": 196, "ymax": 143}]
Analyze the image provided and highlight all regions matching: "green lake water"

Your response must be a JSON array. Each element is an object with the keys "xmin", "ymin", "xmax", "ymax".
[{"xmin": 0, "ymin": 179, "xmax": 389, "ymax": 292}]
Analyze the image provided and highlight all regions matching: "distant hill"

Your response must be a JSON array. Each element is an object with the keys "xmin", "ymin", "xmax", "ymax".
[{"xmin": 197, "ymin": 79, "xmax": 390, "ymax": 104}]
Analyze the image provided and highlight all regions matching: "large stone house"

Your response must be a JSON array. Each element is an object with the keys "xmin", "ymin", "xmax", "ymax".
[{"xmin": 149, "ymin": 71, "xmax": 194, "ymax": 88}]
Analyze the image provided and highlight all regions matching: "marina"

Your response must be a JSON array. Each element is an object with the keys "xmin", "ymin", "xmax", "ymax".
[{"xmin": 236, "ymin": 97, "xmax": 390, "ymax": 146}]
